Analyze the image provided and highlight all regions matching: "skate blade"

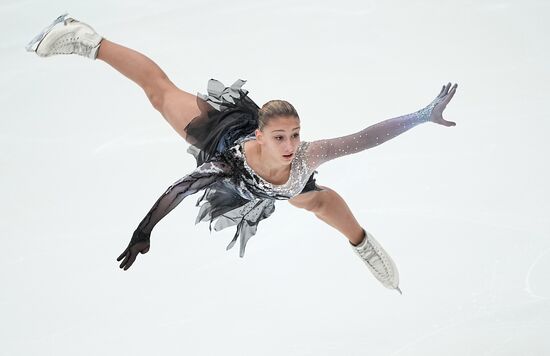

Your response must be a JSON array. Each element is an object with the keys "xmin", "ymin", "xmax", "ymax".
[{"xmin": 25, "ymin": 12, "xmax": 69, "ymax": 52}]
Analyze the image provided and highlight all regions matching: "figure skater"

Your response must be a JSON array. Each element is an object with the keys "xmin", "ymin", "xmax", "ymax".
[{"xmin": 26, "ymin": 13, "xmax": 458, "ymax": 294}]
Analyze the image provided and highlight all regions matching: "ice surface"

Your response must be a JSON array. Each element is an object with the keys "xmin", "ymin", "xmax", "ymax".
[{"xmin": 1, "ymin": 0, "xmax": 549, "ymax": 355}]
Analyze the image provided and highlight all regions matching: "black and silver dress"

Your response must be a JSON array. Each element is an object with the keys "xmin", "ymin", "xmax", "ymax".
[{"xmin": 133, "ymin": 78, "xmax": 436, "ymax": 257}]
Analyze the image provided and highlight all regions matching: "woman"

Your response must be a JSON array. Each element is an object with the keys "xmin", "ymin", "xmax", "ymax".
[{"xmin": 26, "ymin": 13, "xmax": 458, "ymax": 294}]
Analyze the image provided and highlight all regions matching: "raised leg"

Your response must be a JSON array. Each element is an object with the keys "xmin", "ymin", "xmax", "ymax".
[
  {"xmin": 96, "ymin": 39, "xmax": 206, "ymax": 141},
  {"xmin": 288, "ymin": 185, "xmax": 365, "ymax": 245}
]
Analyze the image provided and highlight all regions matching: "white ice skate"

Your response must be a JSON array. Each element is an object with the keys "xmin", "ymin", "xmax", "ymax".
[
  {"xmin": 350, "ymin": 228, "xmax": 402, "ymax": 294},
  {"xmin": 25, "ymin": 13, "xmax": 103, "ymax": 60}
]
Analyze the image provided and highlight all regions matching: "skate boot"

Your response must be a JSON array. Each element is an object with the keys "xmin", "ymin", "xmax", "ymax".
[
  {"xmin": 26, "ymin": 13, "xmax": 103, "ymax": 60},
  {"xmin": 350, "ymin": 228, "xmax": 402, "ymax": 294}
]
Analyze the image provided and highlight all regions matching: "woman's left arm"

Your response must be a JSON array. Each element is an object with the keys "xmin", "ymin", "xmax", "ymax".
[
  {"xmin": 304, "ymin": 83, "xmax": 458, "ymax": 170},
  {"xmin": 117, "ymin": 159, "xmax": 232, "ymax": 270}
]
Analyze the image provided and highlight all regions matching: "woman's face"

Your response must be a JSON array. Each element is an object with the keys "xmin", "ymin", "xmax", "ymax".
[{"xmin": 255, "ymin": 116, "xmax": 301, "ymax": 165}]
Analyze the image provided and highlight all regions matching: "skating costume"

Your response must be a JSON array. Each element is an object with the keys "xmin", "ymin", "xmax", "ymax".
[
  {"xmin": 132, "ymin": 78, "xmax": 436, "ymax": 258},
  {"xmin": 26, "ymin": 13, "xmax": 455, "ymax": 293}
]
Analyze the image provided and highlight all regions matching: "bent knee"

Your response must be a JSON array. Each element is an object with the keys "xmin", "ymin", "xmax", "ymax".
[
  {"xmin": 290, "ymin": 186, "xmax": 333, "ymax": 213},
  {"xmin": 312, "ymin": 186, "xmax": 335, "ymax": 213},
  {"xmin": 305, "ymin": 195, "xmax": 325, "ymax": 213}
]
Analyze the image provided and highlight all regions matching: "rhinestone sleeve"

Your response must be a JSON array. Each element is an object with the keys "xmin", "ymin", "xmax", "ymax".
[{"xmin": 304, "ymin": 106, "xmax": 434, "ymax": 171}]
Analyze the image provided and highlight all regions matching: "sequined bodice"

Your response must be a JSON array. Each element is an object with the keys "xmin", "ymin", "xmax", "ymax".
[
  {"xmin": 241, "ymin": 141, "xmax": 292, "ymax": 186},
  {"xmin": 226, "ymin": 133, "xmax": 314, "ymax": 200}
]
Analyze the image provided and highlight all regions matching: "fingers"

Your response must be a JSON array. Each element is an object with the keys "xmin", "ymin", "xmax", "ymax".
[
  {"xmin": 123, "ymin": 252, "xmax": 138, "ymax": 270},
  {"xmin": 434, "ymin": 82, "xmax": 457, "ymax": 107},
  {"xmin": 437, "ymin": 84, "xmax": 446, "ymax": 98},
  {"xmin": 119, "ymin": 249, "xmax": 131, "ymax": 269},
  {"xmin": 428, "ymin": 82, "xmax": 458, "ymax": 127},
  {"xmin": 443, "ymin": 83, "xmax": 458, "ymax": 104},
  {"xmin": 118, "ymin": 249, "xmax": 136, "ymax": 270},
  {"xmin": 117, "ymin": 247, "xmax": 128, "ymax": 261},
  {"xmin": 443, "ymin": 82, "xmax": 451, "ymax": 96},
  {"xmin": 441, "ymin": 118, "xmax": 456, "ymax": 127},
  {"xmin": 118, "ymin": 244, "xmax": 149, "ymax": 270}
]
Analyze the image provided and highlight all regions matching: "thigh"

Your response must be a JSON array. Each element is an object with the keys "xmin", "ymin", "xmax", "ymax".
[{"xmin": 159, "ymin": 86, "xmax": 213, "ymax": 143}]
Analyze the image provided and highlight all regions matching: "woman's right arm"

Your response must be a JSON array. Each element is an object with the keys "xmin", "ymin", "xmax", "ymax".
[{"xmin": 117, "ymin": 160, "xmax": 232, "ymax": 270}]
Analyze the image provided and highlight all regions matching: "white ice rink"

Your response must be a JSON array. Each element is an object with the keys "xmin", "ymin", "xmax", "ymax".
[{"xmin": 1, "ymin": 0, "xmax": 549, "ymax": 355}]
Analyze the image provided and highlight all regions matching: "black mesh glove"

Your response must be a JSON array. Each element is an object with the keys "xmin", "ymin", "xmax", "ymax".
[
  {"xmin": 115, "ymin": 160, "xmax": 231, "ymax": 271},
  {"xmin": 117, "ymin": 230, "xmax": 151, "ymax": 270}
]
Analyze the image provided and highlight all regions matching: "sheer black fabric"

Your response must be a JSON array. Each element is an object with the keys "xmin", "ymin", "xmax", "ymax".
[
  {"xmin": 184, "ymin": 78, "xmax": 259, "ymax": 167},
  {"xmin": 118, "ymin": 160, "xmax": 232, "ymax": 270},
  {"xmin": 135, "ymin": 160, "xmax": 233, "ymax": 235}
]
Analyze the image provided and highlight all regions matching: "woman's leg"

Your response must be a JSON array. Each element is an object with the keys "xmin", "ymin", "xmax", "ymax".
[
  {"xmin": 288, "ymin": 185, "xmax": 365, "ymax": 245},
  {"xmin": 291, "ymin": 185, "xmax": 401, "ymax": 293},
  {"xmin": 96, "ymin": 39, "xmax": 204, "ymax": 141}
]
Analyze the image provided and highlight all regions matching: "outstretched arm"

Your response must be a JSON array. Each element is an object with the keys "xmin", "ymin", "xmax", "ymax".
[
  {"xmin": 305, "ymin": 83, "xmax": 457, "ymax": 171},
  {"xmin": 117, "ymin": 160, "xmax": 232, "ymax": 270}
]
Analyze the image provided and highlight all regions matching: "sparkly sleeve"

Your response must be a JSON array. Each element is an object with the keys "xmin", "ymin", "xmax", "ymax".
[
  {"xmin": 135, "ymin": 160, "xmax": 232, "ymax": 235},
  {"xmin": 304, "ymin": 99, "xmax": 438, "ymax": 171}
]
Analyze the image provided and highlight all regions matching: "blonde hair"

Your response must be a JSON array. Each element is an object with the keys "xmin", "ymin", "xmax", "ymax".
[{"xmin": 258, "ymin": 100, "xmax": 300, "ymax": 131}]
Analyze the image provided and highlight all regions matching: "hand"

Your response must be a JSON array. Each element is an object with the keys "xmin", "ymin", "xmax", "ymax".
[
  {"xmin": 117, "ymin": 230, "xmax": 151, "ymax": 270},
  {"xmin": 426, "ymin": 82, "xmax": 458, "ymax": 127}
]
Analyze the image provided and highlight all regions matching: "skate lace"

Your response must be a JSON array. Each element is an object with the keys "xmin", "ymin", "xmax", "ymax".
[
  {"xmin": 356, "ymin": 241, "xmax": 391, "ymax": 280},
  {"xmin": 53, "ymin": 34, "xmax": 94, "ymax": 56},
  {"xmin": 73, "ymin": 41, "xmax": 93, "ymax": 56}
]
